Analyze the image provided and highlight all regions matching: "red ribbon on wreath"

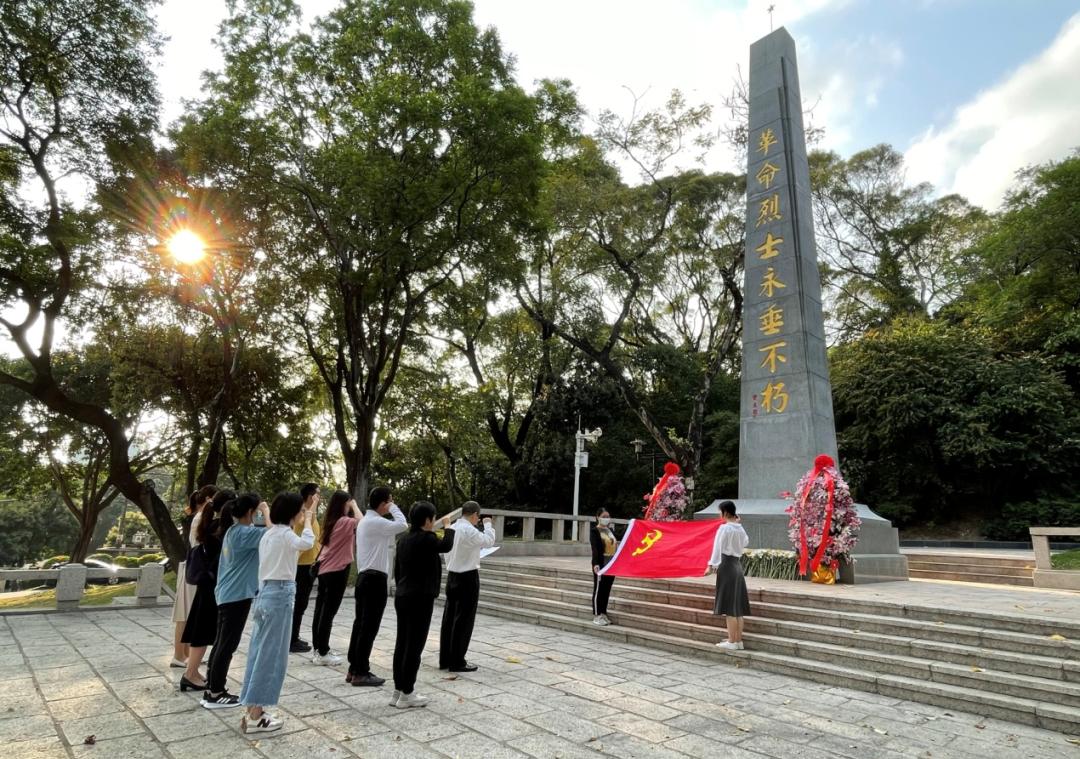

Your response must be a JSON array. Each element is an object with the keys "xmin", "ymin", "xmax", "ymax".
[
  {"xmin": 797, "ymin": 454, "xmax": 837, "ymax": 576},
  {"xmin": 643, "ymin": 461, "xmax": 681, "ymax": 518}
]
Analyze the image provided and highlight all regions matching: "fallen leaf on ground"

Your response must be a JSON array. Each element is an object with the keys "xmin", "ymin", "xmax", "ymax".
[
  {"xmin": 871, "ymin": 727, "xmax": 888, "ymax": 735},
  {"xmin": 1014, "ymin": 605, "xmax": 1026, "ymax": 610},
  {"xmin": 975, "ymin": 724, "xmax": 985, "ymax": 730},
  {"xmin": 506, "ymin": 656, "xmax": 523, "ymax": 664},
  {"xmin": 1065, "ymin": 737, "xmax": 1080, "ymax": 745},
  {"xmin": 971, "ymin": 666, "xmax": 983, "ymax": 672},
  {"xmin": 737, "ymin": 726, "xmax": 752, "ymax": 732},
  {"xmin": 83, "ymin": 736, "xmax": 96, "ymax": 745},
  {"xmin": 442, "ymin": 675, "xmax": 459, "ymax": 681},
  {"xmin": 1049, "ymin": 634, "xmax": 1067, "ymax": 641}
]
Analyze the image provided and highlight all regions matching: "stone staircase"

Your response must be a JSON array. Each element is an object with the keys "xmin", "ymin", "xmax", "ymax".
[
  {"xmin": 471, "ymin": 559, "xmax": 1080, "ymax": 733},
  {"xmin": 904, "ymin": 551, "xmax": 1035, "ymax": 586}
]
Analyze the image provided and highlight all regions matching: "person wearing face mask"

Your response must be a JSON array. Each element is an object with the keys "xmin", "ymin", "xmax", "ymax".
[{"xmin": 590, "ymin": 508, "xmax": 619, "ymax": 626}]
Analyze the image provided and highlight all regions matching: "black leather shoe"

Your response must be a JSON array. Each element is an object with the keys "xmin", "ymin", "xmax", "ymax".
[
  {"xmin": 351, "ymin": 673, "xmax": 386, "ymax": 687},
  {"xmin": 449, "ymin": 663, "xmax": 478, "ymax": 673},
  {"xmin": 179, "ymin": 675, "xmax": 206, "ymax": 692},
  {"xmin": 289, "ymin": 639, "xmax": 312, "ymax": 653}
]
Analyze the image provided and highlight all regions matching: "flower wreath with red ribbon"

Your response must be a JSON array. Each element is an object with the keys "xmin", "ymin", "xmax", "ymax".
[
  {"xmin": 785, "ymin": 454, "xmax": 861, "ymax": 576},
  {"xmin": 642, "ymin": 462, "xmax": 688, "ymax": 521}
]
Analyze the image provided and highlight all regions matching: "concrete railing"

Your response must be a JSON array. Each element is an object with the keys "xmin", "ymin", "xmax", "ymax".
[
  {"xmin": 1029, "ymin": 526, "xmax": 1080, "ymax": 591},
  {"xmin": 1030, "ymin": 526, "xmax": 1080, "ymax": 569},
  {"xmin": 0, "ymin": 563, "xmax": 165, "ymax": 611},
  {"xmin": 481, "ymin": 509, "xmax": 630, "ymax": 545}
]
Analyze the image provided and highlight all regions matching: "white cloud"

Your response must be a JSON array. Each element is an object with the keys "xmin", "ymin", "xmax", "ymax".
[{"xmin": 905, "ymin": 11, "xmax": 1080, "ymax": 210}]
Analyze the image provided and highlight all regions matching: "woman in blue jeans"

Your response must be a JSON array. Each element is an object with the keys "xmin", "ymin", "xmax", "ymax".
[{"xmin": 238, "ymin": 491, "xmax": 314, "ymax": 734}]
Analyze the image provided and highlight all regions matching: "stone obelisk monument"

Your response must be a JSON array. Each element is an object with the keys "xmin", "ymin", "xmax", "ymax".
[
  {"xmin": 697, "ymin": 28, "xmax": 907, "ymax": 583},
  {"xmin": 739, "ymin": 28, "xmax": 837, "ymax": 494}
]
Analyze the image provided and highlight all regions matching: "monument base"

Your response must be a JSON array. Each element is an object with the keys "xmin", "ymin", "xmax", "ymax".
[{"xmin": 695, "ymin": 499, "xmax": 909, "ymax": 584}]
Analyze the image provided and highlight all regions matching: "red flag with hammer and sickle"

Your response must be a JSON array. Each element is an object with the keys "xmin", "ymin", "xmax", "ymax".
[{"xmin": 598, "ymin": 519, "xmax": 724, "ymax": 578}]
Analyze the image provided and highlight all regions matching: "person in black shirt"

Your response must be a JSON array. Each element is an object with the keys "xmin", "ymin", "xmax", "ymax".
[
  {"xmin": 589, "ymin": 508, "xmax": 619, "ymax": 626},
  {"xmin": 390, "ymin": 502, "xmax": 454, "ymax": 709}
]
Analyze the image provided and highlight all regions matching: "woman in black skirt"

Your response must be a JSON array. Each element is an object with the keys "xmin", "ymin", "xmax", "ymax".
[
  {"xmin": 180, "ymin": 489, "xmax": 234, "ymax": 691},
  {"xmin": 706, "ymin": 500, "xmax": 750, "ymax": 650}
]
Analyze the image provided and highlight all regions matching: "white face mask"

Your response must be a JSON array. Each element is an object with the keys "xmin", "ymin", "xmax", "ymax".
[{"xmin": 598, "ymin": 517, "xmax": 611, "ymax": 526}]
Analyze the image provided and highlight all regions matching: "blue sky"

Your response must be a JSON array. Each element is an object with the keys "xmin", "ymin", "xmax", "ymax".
[
  {"xmin": 155, "ymin": 0, "xmax": 1080, "ymax": 210},
  {"xmin": 792, "ymin": 0, "xmax": 1080, "ymax": 159}
]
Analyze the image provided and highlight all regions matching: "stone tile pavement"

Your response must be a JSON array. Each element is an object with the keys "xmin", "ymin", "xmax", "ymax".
[{"xmin": 1, "ymin": 601, "xmax": 1078, "ymax": 759}]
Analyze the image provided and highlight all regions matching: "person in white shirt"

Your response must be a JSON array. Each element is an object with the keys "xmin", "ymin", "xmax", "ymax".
[
  {"xmin": 706, "ymin": 500, "xmax": 751, "ymax": 651},
  {"xmin": 237, "ymin": 492, "xmax": 315, "ymax": 735},
  {"xmin": 439, "ymin": 501, "xmax": 496, "ymax": 672},
  {"xmin": 345, "ymin": 485, "xmax": 407, "ymax": 687}
]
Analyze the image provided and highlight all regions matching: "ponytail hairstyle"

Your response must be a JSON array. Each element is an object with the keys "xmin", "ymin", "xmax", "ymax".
[
  {"xmin": 217, "ymin": 493, "xmax": 260, "ymax": 539},
  {"xmin": 197, "ymin": 488, "xmax": 235, "ymax": 546},
  {"xmin": 321, "ymin": 490, "xmax": 351, "ymax": 551},
  {"xmin": 186, "ymin": 484, "xmax": 219, "ymax": 517}
]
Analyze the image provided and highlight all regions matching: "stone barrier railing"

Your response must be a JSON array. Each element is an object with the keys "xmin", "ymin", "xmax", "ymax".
[
  {"xmin": 1030, "ymin": 526, "xmax": 1080, "ymax": 591},
  {"xmin": 480, "ymin": 509, "xmax": 630, "ymax": 544},
  {"xmin": 0, "ymin": 563, "xmax": 165, "ymax": 611}
]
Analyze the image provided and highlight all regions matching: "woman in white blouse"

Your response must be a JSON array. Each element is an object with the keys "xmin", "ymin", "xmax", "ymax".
[
  {"xmin": 237, "ymin": 491, "xmax": 315, "ymax": 734},
  {"xmin": 706, "ymin": 500, "xmax": 750, "ymax": 651}
]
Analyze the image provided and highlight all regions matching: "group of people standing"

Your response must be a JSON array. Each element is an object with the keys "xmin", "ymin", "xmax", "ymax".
[{"xmin": 169, "ymin": 483, "xmax": 495, "ymax": 733}]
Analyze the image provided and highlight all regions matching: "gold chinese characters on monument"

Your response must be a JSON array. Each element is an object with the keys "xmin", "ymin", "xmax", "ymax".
[{"xmin": 753, "ymin": 127, "xmax": 789, "ymax": 415}]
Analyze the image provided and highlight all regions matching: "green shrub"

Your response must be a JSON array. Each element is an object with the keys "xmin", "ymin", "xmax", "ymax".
[
  {"xmin": 984, "ymin": 498, "xmax": 1080, "ymax": 541},
  {"xmin": 42, "ymin": 555, "xmax": 69, "ymax": 568},
  {"xmin": 88, "ymin": 553, "xmax": 114, "ymax": 563},
  {"xmin": 112, "ymin": 555, "xmax": 140, "ymax": 568},
  {"xmin": 137, "ymin": 553, "xmax": 164, "ymax": 566}
]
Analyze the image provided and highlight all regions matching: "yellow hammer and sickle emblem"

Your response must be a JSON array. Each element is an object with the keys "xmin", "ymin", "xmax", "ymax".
[{"xmin": 632, "ymin": 529, "xmax": 663, "ymax": 556}]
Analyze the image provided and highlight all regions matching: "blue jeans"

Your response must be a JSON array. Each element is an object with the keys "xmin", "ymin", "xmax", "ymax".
[{"xmin": 240, "ymin": 580, "xmax": 295, "ymax": 708}]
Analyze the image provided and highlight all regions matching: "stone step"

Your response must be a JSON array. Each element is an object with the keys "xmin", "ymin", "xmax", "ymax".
[
  {"xmin": 467, "ymin": 597, "xmax": 1080, "ymax": 733},
  {"xmin": 906, "ymin": 562, "xmax": 1034, "ymax": 578},
  {"xmin": 907, "ymin": 568, "xmax": 1034, "ymax": 586},
  {"xmin": 479, "ymin": 575, "xmax": 1080, "ymax": 679},
  {"xmin": 480, "ymin": 563, "xmax": 1080, "ymax": 644},
  {"xmin": 903, "ymin": 552, "xmax": 1035, "ymax": 569}
]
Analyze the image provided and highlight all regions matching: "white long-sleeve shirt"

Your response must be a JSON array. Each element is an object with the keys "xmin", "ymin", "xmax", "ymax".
[
  {"xmin": 708, "ymin": 522, "xmax": 749, "ymax": 567},
  {"xmin": 445, "ymin": 518, "xmax": 496, "ymax": 573},
  {"xmin": 258, "ymin": 523, "xmax": 315, "ymax": 582},
  {"xmin": 355, "ymin": 503, "xmax": 407, "ymax": 574}
]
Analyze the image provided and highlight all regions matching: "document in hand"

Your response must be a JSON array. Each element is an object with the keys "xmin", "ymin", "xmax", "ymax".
[{"xmin": 479, "ymin": 546, "xmax": 500, "ymax": 559}]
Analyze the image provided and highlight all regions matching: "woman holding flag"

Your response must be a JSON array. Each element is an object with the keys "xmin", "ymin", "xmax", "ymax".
[
  {"xmin": 707, "ymin": 501, "xmax": 750, "ymax": 650},
  {"xmin": 590, "ymin": 508, "xmax": 619, "ymax": 626}
]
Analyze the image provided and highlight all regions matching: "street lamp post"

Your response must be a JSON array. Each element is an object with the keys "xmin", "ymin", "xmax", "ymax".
[
  {"xmin": 630, "ymin": 438, "xmax": 666, "ymax": 482},
  {"xmin": 571, "ymin": 422, "xmax": 602, "ymax": 541}
]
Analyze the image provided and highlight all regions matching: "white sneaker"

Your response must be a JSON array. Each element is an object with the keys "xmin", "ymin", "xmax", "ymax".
[
  {"xmin": 601, "ymin": 614, "xmax": 613, "ymax": 626},
  {"xmin": 312, "ymin": 652, "xmax": 343, "ymax": 666},
  {"xmin": 592, "ymin": 615, "xmax": 604, "ymax": 626},
  {"xmin": 242, "ymin": 713, "xmax": 284, "ymax": 733},
  {"xmin": 389, "ymin": 690, "xmax": 401, "ymax": 707},
  {"xmin": 735, "ymin": 641, "xmax": 744, "ymax": 650},
  {"xmin": 393, "ymin": 692, "xmax": 428, "ymax": 709},
  {"xmin": 716, "ymin": 641, "xmax": 739, "ymax": 651}
]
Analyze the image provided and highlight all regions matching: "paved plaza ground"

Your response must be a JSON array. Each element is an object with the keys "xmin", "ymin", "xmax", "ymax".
[{"xmin": 2, "ymin": 593, "xmax": 1078, "ymax": 759}]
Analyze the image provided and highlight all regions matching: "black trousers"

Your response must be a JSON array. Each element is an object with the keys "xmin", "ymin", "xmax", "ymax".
[
  {"xmin": 592, "ymin": 569, "xmax": 614, "ymax": 616},
  {"xmin": 347, "ymin": 570, "xmax": 388, "ymax": 676},
  {"xmin": 206, "ymin": 598, "xmax": 252, "ymax": 694},
  {"xmin": 392, "ymin": 594, "xmax": 434, "ymax": 695},
  {"xmin": 311, "ymin": 567, "xmax": 349, "ymax": 656},
  {"xmin": 439, "ymin": 570, "xmax": 479, "ymax": 669},
  {"xmin": 291, "ymin": 563, "xmax": 316, "ymax": 643}
]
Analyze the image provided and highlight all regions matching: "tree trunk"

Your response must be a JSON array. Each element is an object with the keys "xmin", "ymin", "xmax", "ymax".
[
  {"xmin": 69, "ymin": 512, "xmax": 96, "ymax": 563},
  {"xmin": 197, "ymin": 425, "xmax": 225, "ymax": 487},
  {"xmin": 111, "ymin": 468, "xmax": 186, "ymax": 565}
]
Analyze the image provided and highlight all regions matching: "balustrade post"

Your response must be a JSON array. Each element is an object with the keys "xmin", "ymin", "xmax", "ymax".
[
  {"xmin": 136, "ymin": 564, "xmax": 165, "ymax": 606},
  {"xmin": 552, "ymin": 519, "xmax": 565, "ymax": 543},
  {"xmin": 522, "ymin": 517, "xmax": 536, "ymax": 542},
  {"xmin": 55, "ymin": 564, "xmax": 87, "ymax": 610}
]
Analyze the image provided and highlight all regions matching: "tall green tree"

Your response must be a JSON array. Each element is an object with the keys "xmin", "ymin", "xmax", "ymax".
[
  {"xmin": 179, "ymin": 0, "xmax": 548, "ymax": 499},
  {"xmin": 0, "ymin": 0, "xmax": 187, "ymax": 562},
  {"xmin": 811, "ymin": 145, "xmax": 988, "ymax": 339}
]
